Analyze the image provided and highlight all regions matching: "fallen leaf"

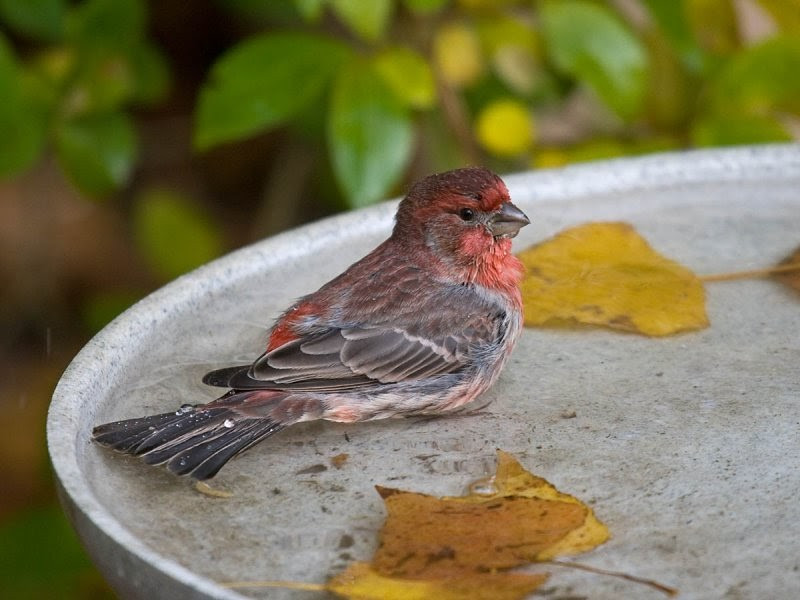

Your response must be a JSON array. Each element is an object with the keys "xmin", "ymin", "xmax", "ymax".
[
  {"xmin": 373, "ymin": 487, "xmax": 584, "ymax": 577},
  {"xmin": 772, "ymin": 245, "xmax": 800, "ymax": 296},
  {"xmin": 518, "ymin": 222, "xmax": 709, "ymax": 336},
  {"xmin": 331, "ymin": 453, "xmax": 350, "ymax": 469},
  {"xmin": 223, "ymin": 451, "xmax": 675, "ymax": 597},
  {"xmin": 328, "ymin": 562, "xmax": 548, "ymax": 600},
  {"xmin": 492, "ymin": 450, "xmax": 610, "ymax": 559},
  {"xmin": 372, "ymin": 450, "xmax": 609, "ymax": 578}
]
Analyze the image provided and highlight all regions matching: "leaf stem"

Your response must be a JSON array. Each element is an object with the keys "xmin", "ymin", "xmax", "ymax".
[
  {"xmin": 699, "ymin": 262, "xmax": 800, "ymax": 283},
  {"xmin": 547, "ymin": 559, "xmax": 678, "ymax": 596}
]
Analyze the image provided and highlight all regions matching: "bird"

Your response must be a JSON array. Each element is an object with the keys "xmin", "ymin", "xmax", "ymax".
[{"xmin": 92, "ymin": 167, "xmax": 530, "ymax": 480}]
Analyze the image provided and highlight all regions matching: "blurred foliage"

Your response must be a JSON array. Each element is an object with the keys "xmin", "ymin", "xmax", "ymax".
[
  {"xmin": 541, "ymin": 1, "xmax": 647, "ymax": 119},
  {"xmin": 0, "ymin": 506, "xmax": 115, "ymax": 599},
  {"xmin": 1, "ymin": 1, "xmax": 799, "ymax": 597},
  {"xmin": 132, "ymin": 187, "xmax": 224, "ymax": 280},
  {"xmin": 2, "ymin": 0, "xmax": 799, "ymax": 213},
  {"xmin": 0, "ymin": 0, "xmax": 168, "ymax": 186}
]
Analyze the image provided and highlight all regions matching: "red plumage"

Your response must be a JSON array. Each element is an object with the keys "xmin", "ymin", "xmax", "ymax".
[
  {"xmin": 93, "ymin": 167, "xmax": 530, "ymax": 479},
  {"xmin": 265, "ymin": 300, "xmax": 318, "ymax": 351}
]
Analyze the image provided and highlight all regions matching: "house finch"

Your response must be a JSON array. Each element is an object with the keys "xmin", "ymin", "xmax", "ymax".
[{"xmin": 93, "ymin": 167, "xmax": 530, "ymax": 480}]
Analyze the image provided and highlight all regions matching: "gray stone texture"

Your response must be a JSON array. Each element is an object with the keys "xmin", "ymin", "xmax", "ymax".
[{"xmin": 48, "ymin": 145, "xmax": 800, "ymax": 599}]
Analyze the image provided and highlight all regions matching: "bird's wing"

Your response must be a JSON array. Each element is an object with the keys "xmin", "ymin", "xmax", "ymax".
[
  {"xmin": 204, "ymin": 322, "xmax": 488, "ymax": 392},
  {"xmin": 204, "ymin": 255, "xmax": 510, "ymax": 393},
  {"xmin": 203, "ymin": 276, "xmax": 510, "ymax": 394}
]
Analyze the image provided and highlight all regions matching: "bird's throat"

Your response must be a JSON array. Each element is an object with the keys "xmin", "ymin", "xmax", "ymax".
[{"xmin": 462, "ymin": 237, "xmax": 524, "ymax": 300}]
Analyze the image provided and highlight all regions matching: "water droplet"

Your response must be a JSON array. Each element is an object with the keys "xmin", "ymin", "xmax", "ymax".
[
  {"xmin": 175, "ymin": 403, "xmax": 194, "ymax": 415},
  {"xmin": 223, "ymin": 418, "xmax": 235, "ymax": 428},
  {"xmin": 467, "ymin": 476, "xmax": 498, "ymax": 496},
  {"xmin": 148, "ymin": 426, "xmax": 155, "ymax": 431}
]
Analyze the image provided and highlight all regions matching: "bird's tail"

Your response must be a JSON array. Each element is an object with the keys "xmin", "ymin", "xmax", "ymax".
[{"xmin": 92, "ymin": 390, "xmax": 288, "ymax": 480}]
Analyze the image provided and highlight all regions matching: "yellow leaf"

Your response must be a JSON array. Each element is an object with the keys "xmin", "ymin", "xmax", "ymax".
[
  {"xmin": 328, "ymin": 562, "xmax": 548, "ymax": 600},
  {"xmin": 531, "ymin": 147, "xmax": 569, "ymax": 169},
  {"xmin": 374, "ymin": 46, "xmax": 437, "ymax": 109},
  {"xmin": 434, "ymin": 22, "xmax": 484, "ymax": 88},
  {"xmin": 373, "ymin": 487, "xmax": 584, "ymax": 577},
  {"xmin": 518, "ymin": 222, "xmax": 709, "ymax": 336},
  {"xmin": 686, "ymin": 0, "xmax": 739, "ymax": 55},
  {"xmin": 476, "ymin": 98, "xmax": 534, "ymax": 157},
  {"xmin": 772, "ymin": 245, "xmax": 800, "ymax": 297},
  {"xmin": 371, "ymin": 450, "xmax": 609, "ymax": 578},
  {"xmin": 757, "ymin": 0, "xmax": 800, "ymax": 34},
  {"xmin": 492, "ymin": 450, "xmax": 610, "ymax": 559}
]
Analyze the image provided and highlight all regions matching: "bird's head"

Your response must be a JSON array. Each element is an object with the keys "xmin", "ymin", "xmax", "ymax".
[{"xmin": 393, "ymin": 167, "xmax": 529, "ymax": 282}]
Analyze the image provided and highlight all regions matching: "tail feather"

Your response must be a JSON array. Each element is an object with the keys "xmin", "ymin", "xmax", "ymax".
[
  {"xmin": 92, "ymin": 411, "xmax": 189, "ymax": 452},
  {"xmin": 132, "ymin": 407, "xmax": 229, "ymax": 455},
  {"xmin": 91, "ymin": 392, "xmax": 287, "ymax": 480},
  {"xmin": 139, "ymin": 418, "xmax": 249, "ymax": 466},
  {"xmin": 169, "ymin": 421, "xmax": 284, "ymax": 480}
]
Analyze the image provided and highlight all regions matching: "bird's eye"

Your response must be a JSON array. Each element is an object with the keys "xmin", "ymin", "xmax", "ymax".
[{"xmin": 459, "ymin": 208, "xmax": 475, "ymax": 222}]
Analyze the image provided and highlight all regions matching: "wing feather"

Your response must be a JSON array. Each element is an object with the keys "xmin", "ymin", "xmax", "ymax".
[{"xmin": 203, "ymin": 280, "xmax": 509, "ymax": 393}]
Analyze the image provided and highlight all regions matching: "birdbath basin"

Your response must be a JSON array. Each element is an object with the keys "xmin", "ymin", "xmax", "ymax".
[{"xmin": 48, "ymin": 145, "xmax": 800, "ymax": 599}]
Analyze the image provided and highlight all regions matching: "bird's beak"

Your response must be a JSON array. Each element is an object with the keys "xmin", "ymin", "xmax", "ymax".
[{"xmin": 488, "ymin": 201, "xmax": 530, "ymax": 238}]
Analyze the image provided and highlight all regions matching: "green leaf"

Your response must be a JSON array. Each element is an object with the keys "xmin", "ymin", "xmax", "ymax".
[
  {"xmin": 216, "ymin": 0, "xmax": 299, "ymax": 24},
  {"xmin": 29, "ymin": 46, "xmax": 77, "ymax": 92},
  {"xmin": 65, "ymin": 52, "xmax": 136, "ymax": 116},
  {"xmin": 66, "ymin": 0, "xmax": 146, "ymax": 50},
  {"xmin": 0, "ymin": 104, "xmax": 46, "ymax": 178},
  {"xmin": 540, "ymin": 0, "xmax": 648, "ymax": 119},
  {"xmin": 129, "ymin": 41, "xmax": 171, "ymax": 105},
  {"xmin": 477, "ymin": 15, "xmax": 540, "ymax": 95},
  {"xmin": 477, "ymin": 14, "xmax": 538, "ymax": 57},
  {"xmin": 691, "ymin": 115, "xmax": 792, "ymax": 146},
  {"xmin": 639, "ymin": 0, "xmax": 706, "ymax": 72},
  {"xmin": 58, "ymin": 42, "xmax": 169, "ymax": 115},
  {"xmin": 133, "ymin": 188, "xmax": 224, "ymax": 280},
  {"xmin": 330, "ymin": 0, "xmax": 392, "ymax": 42},
  {"xmin": 194, "ymin": 33, "xmax": 351, "ymax": 150},
  {"xmin": 0, "ymin": 35, "xmax": 47, "ymax": 177},
  {"xmin": 705, "ymin": 36, "xmax": 800, "ymax": 116},
  {"xmin": 294, "ymin": 0, "xmax": 326, "ymax": 21},
  {"xmin": 55, "ymin": 112, "xmax": 137, "ymax": 196},
  {"xmin": 373, "ymin": 46, "xmax": 436, "ymax": 109},
  {"xmin": 328, "ymin": 60, "xmax": 413, "ymax": 208},
  {"xmin": 643, "ymin": 29, "xmax": 693, "ymax": 129},
  {"xmin": 0, "ymin": 0, "xmax": 65, "ymax": 40},
  {"xmin": 403, "ymin": 0, "xmax": 448, "ymax": 14}
]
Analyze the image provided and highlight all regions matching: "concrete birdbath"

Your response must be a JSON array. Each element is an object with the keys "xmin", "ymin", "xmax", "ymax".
[{"xmin": 48, "ymin": 145, "xmax": 800, "ymax": 599}]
